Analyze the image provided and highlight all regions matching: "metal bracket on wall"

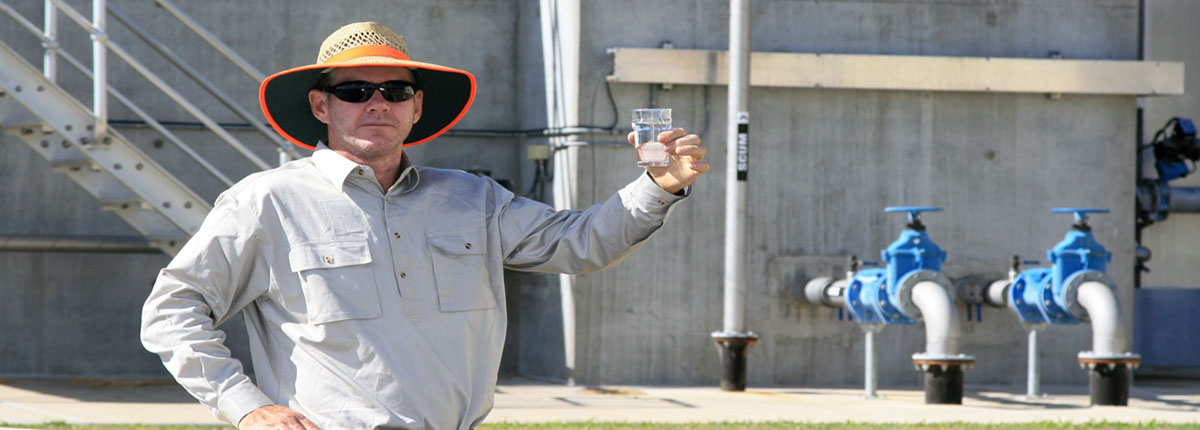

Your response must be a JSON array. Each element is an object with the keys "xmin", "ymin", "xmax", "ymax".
[{"xmin": 607, "ymin": 48, "xmax": 1184, "ymax": 96}]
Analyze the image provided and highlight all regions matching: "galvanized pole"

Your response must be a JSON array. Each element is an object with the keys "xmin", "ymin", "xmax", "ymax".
[
  {"xmin": 712, "ymin": 0, "xmax": 757, "ymax": 392},
  {"xmin": 1027, "ymin": 329, "xmax": 1036, "ymax": 396},
  {"xmin": 91, "ymin": 0, "xmax": 107, "ymax": 142},
  {"xmin": 864, "ymin": 326, "xmax": 881, "ymax": 398},
  {"xmin": 43, "ymin": 0, "xmax": 57, "ymax": 81}
]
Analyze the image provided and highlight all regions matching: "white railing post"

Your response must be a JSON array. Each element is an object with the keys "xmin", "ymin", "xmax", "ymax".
[
  {"xmin": 42, "ymin": 0, "xmax": 57, "ymax": 81},
  {"xmin": 91, "ymin": 0, "xmax": 107, "ymax": 142}
]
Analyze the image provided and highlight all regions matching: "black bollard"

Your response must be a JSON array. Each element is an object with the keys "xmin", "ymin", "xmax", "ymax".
[
  {"xmin": 924, "ymin": 364, "xmax": 964, "ymax": 404},
  {"xmin": 1089, "ymin": 363, "xmax": 1130, "ymax": 406},
  {"xmin": 712, "ymin": 336, "xmax": 756, "ymax": 391}
]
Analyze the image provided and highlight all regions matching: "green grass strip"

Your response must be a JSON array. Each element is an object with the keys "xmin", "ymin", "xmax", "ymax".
[{"xmin": 5, "ymin": 421, "xmax": 1198, "ymax": 430}]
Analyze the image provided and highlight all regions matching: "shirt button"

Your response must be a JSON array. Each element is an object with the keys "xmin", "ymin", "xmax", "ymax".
[
  {"xmin": 657, "ymin": 200, "xmax": 665, "ymax": 205},
  {"xmin": 324, "ymin": 256, "xmax": 334, "ymax": 264},
  {"xmin": 393, "ymin": 232, "xmax": 400, "ymax": 239},
  {"xmin": 465, "ymin": 243, "xmax": 472, "ymax": 250},
  {"xmin": 357, "ymin": 169, "xmax": 365, "ymax": 176},
  {"xmin": 400, "ymin": 272, "xmax": 407, "ymax": 279}
]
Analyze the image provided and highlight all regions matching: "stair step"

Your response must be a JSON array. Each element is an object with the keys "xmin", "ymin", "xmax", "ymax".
[
  {"xmin": 49, "ymin": 157, "xmax": 98, "ymax": 173},
  {"xmin": 98, "ymin": 197, "xmax": 150, "ymax": 212}
]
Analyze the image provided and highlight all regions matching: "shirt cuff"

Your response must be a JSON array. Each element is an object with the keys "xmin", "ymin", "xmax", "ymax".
[
  {"xmin": 622, "ymin": 172, "xmax": 690, "ymax": 215},
  {"xmin": 215, "ymin": 382, "xmax": 274, "ymax": 425}
]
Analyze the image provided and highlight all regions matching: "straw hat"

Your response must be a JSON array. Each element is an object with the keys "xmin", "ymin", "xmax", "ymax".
[{"xmin": 259, "ymin": 21, "xmax": 476, "ymax": 149}]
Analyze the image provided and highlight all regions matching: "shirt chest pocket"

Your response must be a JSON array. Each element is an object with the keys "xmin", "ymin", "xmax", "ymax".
[
  {"xmin": 288, "ymin": 241, "xmax": 382, "ymax": 324},
  {"xmin": 427, "ymin": 228, "xmax": 495, "ymax": 312}
]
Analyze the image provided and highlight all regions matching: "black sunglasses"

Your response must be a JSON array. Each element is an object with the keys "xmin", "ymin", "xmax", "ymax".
[{"xmin": 323, "ymin": 80, "xmax": 419, "ymax": 103}]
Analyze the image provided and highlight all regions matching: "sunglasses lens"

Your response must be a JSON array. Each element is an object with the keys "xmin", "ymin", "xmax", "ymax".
[
  {"xmin": 379, "ymin": 82, "xmax": 416, "ymax": 102},
  {"xmin": 325, "ymin": 81, "xmax": 417, "ymax": 103},
  {"xmin": 328, "ymin": 82, "xmax": 374, "ymax": 103}
]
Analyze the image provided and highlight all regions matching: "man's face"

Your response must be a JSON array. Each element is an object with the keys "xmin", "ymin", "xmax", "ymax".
[{"xmin": 308, "ymin": 66, "xmax": 423, "ymax": 163}]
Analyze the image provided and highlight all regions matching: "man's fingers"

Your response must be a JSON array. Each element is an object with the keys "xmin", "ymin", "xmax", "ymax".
[
  {"xmin": 239, "ymin": 405, "xmax": 320, "ymax": 430},
  {"xmin": 669, "ymin": 134, "xmax": 704, "ymax": 159},
  {"xmin": 657, "ymin": 127, "xmax": 687, "ymax": 143},
  {"xmin": 626, "ymin": 131, "xmax": 637, "ymax": 146},
  {"xmin": 672, "ymin": 138, "xmax": 705, "ymax": 157},
  {"xmin": 300, "ymin": 417, "xmax": 321, "ymax": 430}
]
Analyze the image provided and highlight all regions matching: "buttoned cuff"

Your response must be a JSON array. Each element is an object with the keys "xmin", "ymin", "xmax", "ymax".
[
  {"xmin": 622, "ymin": 172, "xmax": 690, "ymax": 216},
  {"xmin": 215, "ymin": 382, "xmax": 274, "ymax": 425}
]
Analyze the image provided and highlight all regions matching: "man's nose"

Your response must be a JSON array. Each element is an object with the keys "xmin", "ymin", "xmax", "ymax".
[{"xmin": 364, "ymin": 90, "xmax": 390, "ymax": 111}]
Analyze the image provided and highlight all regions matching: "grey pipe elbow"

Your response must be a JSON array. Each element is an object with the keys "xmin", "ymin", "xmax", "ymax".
[{"xmin": 796, "ymin": 276, "xmax": 847, "ymax": 307}]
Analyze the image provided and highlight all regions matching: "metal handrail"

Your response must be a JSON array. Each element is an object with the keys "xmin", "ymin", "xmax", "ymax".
[
  {"xmin": 151, "ymin": 0, "xmax": 295, "ymax": 166},
  {"xmin": 90, "ymin": 0, "xmax": 106, "ymax": 142},
  {"xmin": 107, "ymin": 4, "xmax": 289, "ymax": 152},
  {"xmin": 0, "ymin": 2, "xmax": 234, "ymax": 186},
  {"xmin": 0, "ymin": 2, "xmax": 236, "ymax": 186},
  {"xmin": 47, "ymin": 0, "xmax": 272, "ymax": 170},
  {"xmin": 42, "ymin": 0, "xmax": 56, "ymax": 81},
  {"xmin": 154, "ymin": 0, "xmax": 266, "ymax": 83}
]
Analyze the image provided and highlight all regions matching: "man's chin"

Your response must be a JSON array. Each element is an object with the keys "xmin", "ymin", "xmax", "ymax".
[{"xmin": 332, "ymin": 137, "xmax": 405, "ymax": 161}]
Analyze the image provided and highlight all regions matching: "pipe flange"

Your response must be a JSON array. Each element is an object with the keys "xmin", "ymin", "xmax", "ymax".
[
  {"xmin": 912, "ymin": 352, "xmax": 976, "ymax": 363},
  {"xmin": 1078, "ymin": 352, "xmax": 1142, "ymax": 370},
  {"xmin": 1061, "ymin": 270, "xmax": 1116, "ymax": 321},
  {"xmin": 1078, "ymin": 351, "xmax": 1141, "ymax": 362},
  {"xmin": 895, "ymin": 270, "xmax": 951, "ymax": 320},
  {"xmin": 711, "ymin": 331, "xmax": 759, "ymax": 347},
  {"xmin": 912, "ymin": 353, "xmax": 976, "ymax": 371}
]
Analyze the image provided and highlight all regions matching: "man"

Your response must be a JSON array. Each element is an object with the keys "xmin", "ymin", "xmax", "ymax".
[{"xmin": 141, "ymin": 21, "xmax": 707, "ymax": 429}]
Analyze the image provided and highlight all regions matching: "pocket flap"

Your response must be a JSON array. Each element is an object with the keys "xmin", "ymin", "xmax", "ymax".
[
  {"xmin": 289, "ymin": 242, "xmax": 372, "ymax": 272},
  {"xmin": 427, "ymin": 230, "xmax": 486, "ymax": 256}
]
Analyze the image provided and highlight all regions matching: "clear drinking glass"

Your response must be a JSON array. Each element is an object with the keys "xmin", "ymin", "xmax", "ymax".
[{"xmin": 632, "ymin": 108, "xmax": 671, "ymax": 167}]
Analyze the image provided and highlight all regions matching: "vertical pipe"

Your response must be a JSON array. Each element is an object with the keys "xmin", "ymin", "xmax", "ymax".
[
  {"xmin": 43, "ymin": 0, "xmax": 57, "ymax": 81},
  {"xmin": 722, "ymin": 0, "xmax": 750, "ymax": 335},
  {"xmin": 1135, "ymin": 0, "xmax": 1148, "ymax": 290},
  {"xmin": 540, "ymin": 0, "xmax": 581, "ymax": 385},
  {"xmin": 1027, "ymin": 328, "xmax": 1040, "ymax": 398},
  {"xmin": 924, "ymin": 365, "xmax": 964, "ymax": 404},
  {"xmin": 91, "ymin": 0, "xmax": 107, "ymax": 141},
  {"xmin": 720, "ymin": 0, "xmax": 748, "ymax": 336},
  {"xmin": 1090, "ymin": 363, "xmax": 1131, "ymax": 406},
  {"xmin": 713, "ymin": 0, "xmax": 755, "ymax": 391}
]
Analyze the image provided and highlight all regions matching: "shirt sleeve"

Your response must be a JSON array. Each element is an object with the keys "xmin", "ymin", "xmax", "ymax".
[
  {"xmin": 140, "ymin": 191, "xmax": 275, "ymax": 424},
  {"xmin": 498, "ymin": 172, "xmax": 689, "ymax": 273}
]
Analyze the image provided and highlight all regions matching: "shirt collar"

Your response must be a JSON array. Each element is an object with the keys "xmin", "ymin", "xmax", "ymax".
[{"xmin": 312, "ymin": 141, "xmax": 420, "ymax": 194}]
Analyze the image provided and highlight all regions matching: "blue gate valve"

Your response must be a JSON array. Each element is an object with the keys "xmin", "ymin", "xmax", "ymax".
[
  {"xmin": 1008, "ymin": 208, "xmax": 1115, "ymax": 324},
  {"xmin": 844, "ymin": 207, "xmax": 950, "ymax": 325}
]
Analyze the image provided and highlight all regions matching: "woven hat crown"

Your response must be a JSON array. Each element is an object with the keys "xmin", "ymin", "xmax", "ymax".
[{"xmin": 317, "ymin": 21, "xmax": 410, "ymax": 63}]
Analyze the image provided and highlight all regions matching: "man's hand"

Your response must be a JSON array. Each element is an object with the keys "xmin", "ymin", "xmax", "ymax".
[
  {"xmin": 239, "ymin": 405, "xmax": 319, "ymax": 430},
  {"xmin": 628, "ymin": 128, "xmax": 709, "ymax": 194}
]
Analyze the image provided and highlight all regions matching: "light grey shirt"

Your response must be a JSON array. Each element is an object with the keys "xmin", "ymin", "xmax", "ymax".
[{"xmin": 140, "ymin": 144, "xmax": 687, "ymax": 429}]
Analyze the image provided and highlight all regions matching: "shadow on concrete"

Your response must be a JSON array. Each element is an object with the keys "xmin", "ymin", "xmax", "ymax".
[
  {"xmin": 966, "ymin": 391, "xmax": 1086, "ymax": 409},
  {"xmin": 0, "ymin": 377, "xmax": 197, "ymax": 404}
]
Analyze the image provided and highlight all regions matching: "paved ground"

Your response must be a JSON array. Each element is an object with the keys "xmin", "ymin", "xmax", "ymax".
[{"xmin": 0, "ymin": 376, "xmax": 1196, "ymax": 427}]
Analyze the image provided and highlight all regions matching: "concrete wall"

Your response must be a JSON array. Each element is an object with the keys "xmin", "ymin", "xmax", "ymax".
[{"xmin": 0, "ymin": 0, "xmax": 1190, "ymax": 390}]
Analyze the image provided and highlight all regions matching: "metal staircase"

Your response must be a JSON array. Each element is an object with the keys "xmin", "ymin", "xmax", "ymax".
[{"xmin": 0, "ymin": 0, "xmax": 290, "ymax": 256}]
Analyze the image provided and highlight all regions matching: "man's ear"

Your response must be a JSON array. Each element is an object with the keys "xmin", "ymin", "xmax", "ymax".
[
  {"xmin": 411, "ymin": 90, "xmax": 423, "ymax": 125},
  {"xmin": 309, "ymin": 89, "xmax": 330, "ymax": 124}
]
